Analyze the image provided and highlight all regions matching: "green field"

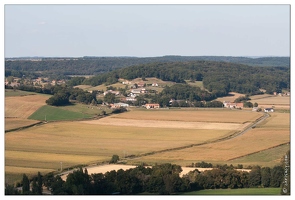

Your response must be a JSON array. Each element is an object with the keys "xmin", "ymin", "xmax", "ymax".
[
  {"xmin": 183, "ymin": 188, "xmax": 281, "ymax": 195},
  {"xmin": 228, "ymin": 143, "xmax": 290, "ymax": 167},
  {"xmin": 28, "ymin": 105, "xmax": 93, "ymax": 121}
]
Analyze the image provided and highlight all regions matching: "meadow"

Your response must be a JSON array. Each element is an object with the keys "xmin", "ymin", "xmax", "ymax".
[{"xmin": 28, "ymin": 105, "xmax": 93, "ymax": 121}]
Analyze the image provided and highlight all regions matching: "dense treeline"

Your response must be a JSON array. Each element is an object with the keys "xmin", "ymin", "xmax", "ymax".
[
  {"xmin": 5, "ymin": 161, "xmax": 287, "ymax": 195},
  {"xmin": 85, "ymin": 61, "xmax": 290, "ymax": 95},
  {"xmin": 5, "ymin": 56, "xmax": 289, "ymax": 79}
]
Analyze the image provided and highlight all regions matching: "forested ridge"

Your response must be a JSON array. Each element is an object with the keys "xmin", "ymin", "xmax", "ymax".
[
  {"xmin": 5, "ymin": 56, "xmax": 289, "ymax": 79},
  {"xmin": 84, "ymin": 61, "xmax": 290, "ymax": 95}
]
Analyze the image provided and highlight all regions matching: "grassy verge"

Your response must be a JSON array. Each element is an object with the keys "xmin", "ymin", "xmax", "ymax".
[
  {"xmin": 28, "ymin": 105, "xmax": 93, "ymax": 121},
  {"xmin": 182, "ymin": 188, "xmax": 281, "ymax": 195}
]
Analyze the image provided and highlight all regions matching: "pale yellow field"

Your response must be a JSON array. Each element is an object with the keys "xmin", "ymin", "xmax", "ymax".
[
  {"xmin": 81, "ymin": 117, "xmax": 249, "ymax": 131},
  {"xmin": 5, "ymin": 95, "xmax": 49, "ymax": 118},
  {"xmin": 256, "ymin": 113, "xmax": 290, "ymax": 129},
  {"xmin": 139, "ymin": 112, "xmax": 290, "ymax": 167},
  {"xmin": 5, "ymin": 120, "xmax": 233, "ymax": 174},
  {"xmin": 253, "ymin": 96, "xmax": 290, "ymax": 109},
  {"xmin": 111, "ymin": 109, "xmax": 263, "ymax": 124},
  {"xmin": 140, "ymin": 129, "xmax": 289, "ymax": 163}
]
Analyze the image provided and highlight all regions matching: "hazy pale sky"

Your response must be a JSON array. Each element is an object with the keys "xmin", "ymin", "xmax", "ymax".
[{"xmin": 4, "ymin": 4, "xmax": 290, "ymax": 57}]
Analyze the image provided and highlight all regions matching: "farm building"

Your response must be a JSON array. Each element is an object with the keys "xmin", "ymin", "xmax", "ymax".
[
  {"xmin": 264, "ymin": 108, "xmax": 274, "ymax": 112},
  {"xmin": 126, "ymin": 97, "xmax": 137, "ymax": 102},
  {"xmin": 110, "ymin": 103, "xmax": 129, "ymax": 109},
  {"xmin": 145, "ymin": 103, "xmax": 160, "ymax": 109},
  {"xmin": 223, "ymin": 101, "xmax": 243, "ymax": 109},
  {"xmin": 152, "ymin": 83, "xmax": 159, "ymax": 87}
]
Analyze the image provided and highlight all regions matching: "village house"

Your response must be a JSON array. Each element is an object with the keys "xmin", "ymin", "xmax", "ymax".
[
  {"xmin": 137, "ymin": 82, "xmax": 145, "ymax": 88},
  {"xmin": 145, "ymin": 103, "xmax": 160, "ymax": 109},
  {"xmin": 152, "ymin": 83, "xmax": 159, "ymax": 87},
  {"xmin": 103, "ymin": 90, "xmax": 120, "ymax": 96},
  {"xmin": 131, "ymin": 88, "xmax": 147, "ymax": 94}
]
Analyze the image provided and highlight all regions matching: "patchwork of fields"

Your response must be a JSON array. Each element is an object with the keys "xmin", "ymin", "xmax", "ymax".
[
  {"xmin": 4, "ymin": 90, "xmax": 290, "ymax": 185},
  {"xmin": 138, "ymin": 112, "xmax": 290, "ymax": 167}
]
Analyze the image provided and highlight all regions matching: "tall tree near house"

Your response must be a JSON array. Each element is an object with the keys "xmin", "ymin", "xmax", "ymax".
[{"xmin": 22, "ymin": 174, "xmax": 30, "ymax": 194}]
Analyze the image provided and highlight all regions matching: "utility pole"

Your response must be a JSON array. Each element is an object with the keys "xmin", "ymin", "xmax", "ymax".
[{"xmin": 60, "ymin": 162, "xmax": 63, "ymax": 172}]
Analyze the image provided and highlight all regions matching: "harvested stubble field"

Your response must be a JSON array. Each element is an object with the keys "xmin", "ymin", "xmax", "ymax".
[
  {"xmin": 110, "ymin": 109, "xmax": 263, "ymax": 124},
  {"xmin": 5, "ymin": 109, "xmax": 264, "ymax": 183},
  {"xmin": 5, "ymin": 93, "xmax": 51, "ymax": 131},
  {"xmin": 81, "ymin": 117, "xmax": 249, "ymax": 130},
  {"xmin": 5, "ymin": 118, "xmax": 40, "ymax": 131},
  {"xmin": 5, "ymin": 121, "xmax": 233, "ymax": 175},
  {"xmin": 250, "ymin": 94, "xmax": 290, "ymax": 109},
  {"xmin": 5, "ymin": 94, "xmax": 50, "ymax": 118},
  {"xmin": 138, "ymin": 112, "xmax": 290, "ymax": 167}
]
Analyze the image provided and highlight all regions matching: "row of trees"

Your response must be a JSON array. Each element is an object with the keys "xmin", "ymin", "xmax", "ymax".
[{"xmin": 6, "ymin": 150, "xmax": 289, "ymax": 195}]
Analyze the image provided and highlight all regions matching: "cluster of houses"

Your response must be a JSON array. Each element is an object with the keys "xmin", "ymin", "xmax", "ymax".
[
  {"xmin": 223, "ymin": 101, "xmax": 275, "ymax": 113},
  {"xmin": 109, "ymin": 102, "xmax": 160, "ymax": 109},
  {"xmin": 5, "ymin": 76, "xmax": 66, "ymax": 88},
  {"xmin": 273, "ymin": 92, "xmax": 290, "ymax": 96}
]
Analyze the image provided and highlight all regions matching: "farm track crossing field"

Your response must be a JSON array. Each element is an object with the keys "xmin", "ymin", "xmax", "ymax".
[{"xmin": 139, "ymin": 112, "xmax": 290, "ymax": 167}]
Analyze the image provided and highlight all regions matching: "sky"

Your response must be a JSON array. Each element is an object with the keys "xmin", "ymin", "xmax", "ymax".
[{"xmin": 4, "ymin": 4, "xmax": 291, "ymax": 58}]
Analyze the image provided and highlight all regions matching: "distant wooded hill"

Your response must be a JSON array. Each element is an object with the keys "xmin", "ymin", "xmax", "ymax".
[
  {"xmin": 5, "ymin": 56, "xmax": 290, "ymax": 79},
  {"xmin": 83, "ymin": 60, "xmax": 290, "ymax": 96}
]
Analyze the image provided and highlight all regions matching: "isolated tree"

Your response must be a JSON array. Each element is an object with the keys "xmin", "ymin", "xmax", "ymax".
[
  {"xmin": 110, "ymin": 155, "xmax": 120, "ymax": 164},
  {"xmin": 254, "ymin": 102, "xmax": 258, "ymax": 107}
]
